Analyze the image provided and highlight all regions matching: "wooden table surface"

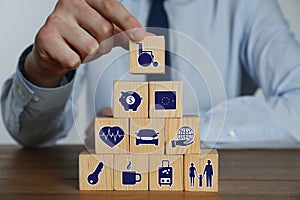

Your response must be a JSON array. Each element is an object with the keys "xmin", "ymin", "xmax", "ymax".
[{"xmin": 0, "ymin": 145, "xmax": 299, "ymax": 200}]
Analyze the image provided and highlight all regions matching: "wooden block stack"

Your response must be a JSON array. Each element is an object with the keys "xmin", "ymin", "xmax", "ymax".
[{"xmin": 79, "ymin": 36, "xmax": 219, "ymax": 192}]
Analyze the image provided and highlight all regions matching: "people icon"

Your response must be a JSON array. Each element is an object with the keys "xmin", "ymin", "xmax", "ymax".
[
  {"xmin": 188, "ymin": 160, "xmax": 214, "ymax": 188},
  {"xmin": 189, "ymin": 162, "xmax": 197, "ymax": 187},
  {"xmin": 198, "ymin": 174, "xmax": 203, "ymax": 187},
  {"xmin": 203, "ymin": 160, "xmax": 214, "ymax": 188}
]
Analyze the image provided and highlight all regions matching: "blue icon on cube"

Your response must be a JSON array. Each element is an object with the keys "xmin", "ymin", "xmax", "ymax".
[
  {"xmin": 158, "ymin": 160, "xmax": 173, "ymax": 187},
  {"xmin": 189, "ymin": 160, "xmax": 214, "ymax": 188},
  {"xmin": 99, "ymin": 126, "xmax": 125, "ymax": 148},
  {"xmin": 122, "ymin": 160, "xmax": 142, "ymax": 185},
  {"xmin": 87, "ymin": 162, "xmax": 104, "ymax": 185},
  {"xmin": 137, "ymin": 43, "xmax": 158, "ymax": 67},
  {"xmin": 171, "ymin": 126, "xmax": 194, "ymax": 148},
  {"xmin": 119, "ymin": 91, "xmax": 143, "ymax": 111},
  {"xmin": 135, "ymin": 129, "xmax": 159, "ymax": 146},
  {"xmin": 155, "ymin": 91, "xmax": 176, "ymax": 110},
  {"xmin": 203, "ymin": 160, "xmax": 214, "ymax": 188}
]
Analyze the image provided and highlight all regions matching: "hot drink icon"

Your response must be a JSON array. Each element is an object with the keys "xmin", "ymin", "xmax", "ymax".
[
  {"xmin": 137, "ymin": 43, "xmax": 159, "ymax": 67},
  {"xmin": 119, "ymin": 91, "xmax": 143, "ymax": 111},
  {"xmin": 87, "ymin": 162, "xmax": 104, "ymax": 185},
  {"xmin": 122, "ymin": 160, "xmax": 142, "ymax": 185}
]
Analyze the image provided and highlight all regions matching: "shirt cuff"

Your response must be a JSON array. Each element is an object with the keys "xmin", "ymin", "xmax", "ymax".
[{"xmin": 15, "ymin": 45, "xmax": 76, "ymax": 111}]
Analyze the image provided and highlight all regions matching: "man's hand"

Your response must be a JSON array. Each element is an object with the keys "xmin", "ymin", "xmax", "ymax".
[
  {"xmin": 24, "ymin": 0, "xmax": 146, "ymax": 88},
  {"xmin": 97, "ymin": 107, "xmax": 113, "ymax": 117}
]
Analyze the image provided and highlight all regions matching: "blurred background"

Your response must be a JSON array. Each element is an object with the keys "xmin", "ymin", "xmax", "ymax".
[{"xmin": 0, "ymin": 0, "xmax": 300, "ymax": 145}]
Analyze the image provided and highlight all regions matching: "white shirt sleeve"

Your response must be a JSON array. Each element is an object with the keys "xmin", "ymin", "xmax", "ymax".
[
  {"xmin": 1, "ymin": 45, "xmax": 76, "ymax": 147},
  {"xmin": 201, "ymin": 0, "xmax": 300, "ymax": 149}
]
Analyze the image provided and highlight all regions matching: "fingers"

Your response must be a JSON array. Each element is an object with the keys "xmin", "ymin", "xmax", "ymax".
[
  {"xmin": 60, "ymin": 20, "xmax": 100, "ymax": 63},
  {"xmin": 29, "ymin": 0, "xmax": 149, "ymax": 87},
  {"xmin": 84, "ymin": 36, "xmax": 114, "ymax": 63},
  {"xmin": 87, "ymin": 26, "xmax": 154, "ymax": 62},
  {"xmin": 113, "ymin": 26, "xmax": 156, "ymax": 50},
  {"xmin": 86, "ymin": 0, "xmax": 146, "ymax": 41},
  {"xmin": 34, "ymin": 26, "xmax": 81, "ymax": 71},
  {"xmin": 112, "ymin": 25, "xmax": 130, "ymax": 49},
  {"xmin": 75, "ymin": 1, "xmax": 114, "ymax": 44},
  {"xmin": 97, "ymin": 107, "xmax": 113, "ymax": 117},
  {"xmin": 47, "ymin": 0, "xmax": 147, "ymax": 63}
]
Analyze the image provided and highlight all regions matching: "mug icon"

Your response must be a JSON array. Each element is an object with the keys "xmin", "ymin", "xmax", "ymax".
[{"xmin": 122, "ymin": 171, "xmax": 142, "ymax": 185}]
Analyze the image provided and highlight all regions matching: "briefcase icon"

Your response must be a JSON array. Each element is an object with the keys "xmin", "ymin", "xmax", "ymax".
[{"xmin": 158, "ymin": 160, "xmax": 173, "ymax": 187}]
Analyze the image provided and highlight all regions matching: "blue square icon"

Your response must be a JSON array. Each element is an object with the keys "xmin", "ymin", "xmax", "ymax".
[{"xmin": 155, "ymin": 91, "xmax": 176, "ymax": 110}]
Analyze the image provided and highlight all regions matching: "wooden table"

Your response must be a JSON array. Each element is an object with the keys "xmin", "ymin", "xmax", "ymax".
[{"xmin": 0, "ymin": 145, "xmax": 299, "ymax": 200}]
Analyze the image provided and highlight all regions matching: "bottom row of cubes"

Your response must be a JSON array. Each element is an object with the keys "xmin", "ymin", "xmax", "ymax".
[{"xmin": 79, "ymin": 149, "xmax": 218, "ymax": 192}]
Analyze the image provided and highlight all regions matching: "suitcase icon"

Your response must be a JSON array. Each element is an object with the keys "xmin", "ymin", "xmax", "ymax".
[{"xmin": 158, "ymin": 160, "xmax": 173, "ymax": 187}]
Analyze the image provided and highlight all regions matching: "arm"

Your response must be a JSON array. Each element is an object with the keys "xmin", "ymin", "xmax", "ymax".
[
  {"xmin": 202, "ymin": 0, "xmax": 300, "ymax": 148},
  {"xmin": 1, "ymin": 0, "xmax": 146, "ymax": 147},
  {"xmin": 1, "ymin": 45, "xmax": 75, "ymax": 147}
]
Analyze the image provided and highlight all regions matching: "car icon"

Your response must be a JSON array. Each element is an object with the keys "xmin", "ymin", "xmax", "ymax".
[{"xmin": 135, "ymin": 129, "xmax": 159, "ymax": 146}]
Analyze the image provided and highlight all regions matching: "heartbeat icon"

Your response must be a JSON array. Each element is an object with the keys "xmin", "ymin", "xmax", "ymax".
[
  {"xmin": 99, "ymin": 126, "xmax": 125, "ymax": 148},
  {"xmin": 100, "ymin": 128, "xmax": 124, "ymax": 142}
]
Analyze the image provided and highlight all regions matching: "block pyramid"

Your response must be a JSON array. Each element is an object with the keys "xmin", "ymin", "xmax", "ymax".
[{"xmin": 79, "ymin": 36, "xmax": 218, "ymax": 192}]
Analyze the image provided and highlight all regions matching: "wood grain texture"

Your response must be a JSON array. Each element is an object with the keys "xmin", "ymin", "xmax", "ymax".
[
  {"xmin": 130, "ymin": 118, "xmax": 165, "ymax": 154},
  {"xmin": 149, "ymin": 81, "xmax": 183, "ymax": 118},
  {"xmin": 113, "ymin": 81, "xmax": 149, "ymax": 118},
  {"xmin": 95, "ymin": 117, "xmax": 129, "ymax": 154},
  {"xmin": 165, "ymin": 116, "xmax": 200, "ymax": 154},
  {"xmin": 149, "ymin": 155, "xmax": 183, "ymax": 191},
  {"xmin": 130, "ymin": 36, "xmax": 165, "ymax": 74},
  {"xmin": 114, "ymin": 154, "xmax": 149, "ymax": 190},
  {"xmin": 79, "ymin": 151, "xmax": 113, "ymax": 190},
  {"xmin": 184, "ymin": 150, "xmax": 219, "ymax": 192},
  {"xmin": 0, "ymin": 145, "xmax": 299, "ymax": 200}
]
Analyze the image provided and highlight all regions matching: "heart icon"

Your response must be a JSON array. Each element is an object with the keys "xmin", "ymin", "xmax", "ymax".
[{"xmin": 99, "ymin": 126, "xmax": 125, "ymax": 148}]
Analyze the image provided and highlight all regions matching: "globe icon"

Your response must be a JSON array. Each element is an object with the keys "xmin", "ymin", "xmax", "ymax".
[{"xmin": 177, "ymin": 126, "xmax": 194, "ymax": 142}]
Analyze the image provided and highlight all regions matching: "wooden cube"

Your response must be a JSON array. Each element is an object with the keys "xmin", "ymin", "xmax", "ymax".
[
  {"xmin": 95, "ymin": 117, "xmax": 129, "ymax": 154},
  {"xmin": 130, "ymin": 36, "xmax": 165, "ymax": 74},
  {"xmin": 184, "ymin": 150, "xmax": 219, "ymax": 192},
  {"xmin": 166, "ymin": 116, "xmax": 200, "ymax": 154},
  {"xmin": 79, "ymin": 151, "xmax": 113, "ymax": 190},
  {"xmin": 149, "ymin": 155, "xmax": 183, "ymax": 191},
  {"xmin": 149, "ymin": 81, "xmax": 183, "ymax": 118},
  {"xmin": 113, "ymin": 81, "xmax": 148, "ymax": 118},
  {"xmin": 129, "ymin": 118, "xmax": 165, "ymax": 154},
  {"xmin": 114, "ymin": 154, "xmax": 149, "ymax": 190}
]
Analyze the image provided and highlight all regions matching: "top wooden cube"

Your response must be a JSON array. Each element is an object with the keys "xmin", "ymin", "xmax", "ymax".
[{"xmin": 129, "ymin": 36, "xmax": 165, "ymax": 74}]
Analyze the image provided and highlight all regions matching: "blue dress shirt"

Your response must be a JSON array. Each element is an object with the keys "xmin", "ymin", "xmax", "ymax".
[{"xmin": 1, "ymin": 0, "xmax": 300, "ymax": 148}]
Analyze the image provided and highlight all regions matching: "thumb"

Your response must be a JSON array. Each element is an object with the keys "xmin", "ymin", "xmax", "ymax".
[{"xmin": 113, "ymin": 26, "xmax": 155, "ymax": 50}]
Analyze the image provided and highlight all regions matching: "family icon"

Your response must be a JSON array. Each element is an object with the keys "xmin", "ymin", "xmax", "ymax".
[{"xmin": 189, "ymin": 160, "xmax": 214, "ymax": 188}]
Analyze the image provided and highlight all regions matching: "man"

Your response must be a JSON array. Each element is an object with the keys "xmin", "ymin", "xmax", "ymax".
[
  {"xmin": 203, "ymin": 160, "xmax": 213, "ymax": 188},
  {"xmin": 1, "ymin": 0, "xmax": 300, "ymax": 148}
]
